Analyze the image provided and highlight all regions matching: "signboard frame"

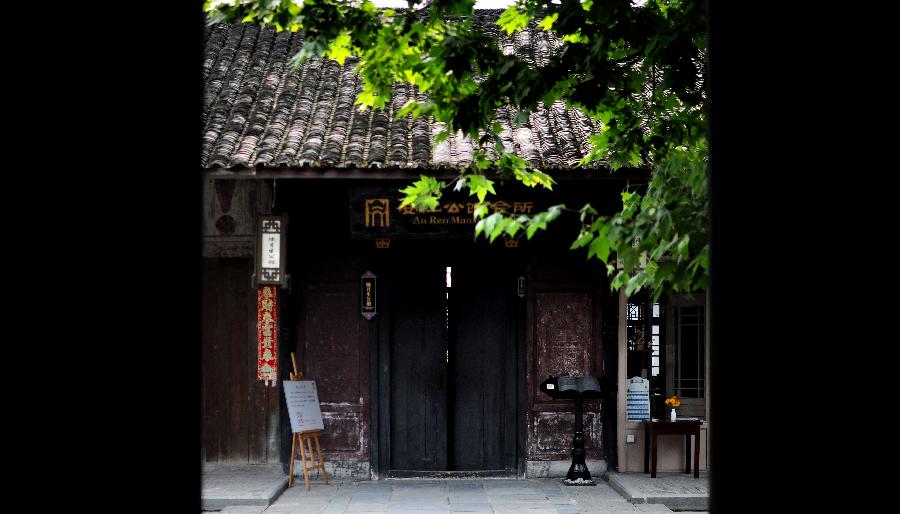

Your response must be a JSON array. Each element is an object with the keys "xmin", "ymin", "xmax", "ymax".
[
  {"xmin": 254, "ymin": 215, "xmax": 288, "ymax": 287},
  {"xmin": 283, "ymin": 380, "xmax": 325, "ymax": 433},
  {"xmin": 626, "ymin": 376, "xmax": 651, "ymax": 422}
]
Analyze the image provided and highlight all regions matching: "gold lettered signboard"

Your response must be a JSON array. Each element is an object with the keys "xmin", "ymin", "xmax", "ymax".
[
  {"xmin": 349, "ymin": 187, "xmax": 540, "ymax": 239},
  {"xmin": 360, "ymin": 271, "xmax": 377, "ymax": 320}
]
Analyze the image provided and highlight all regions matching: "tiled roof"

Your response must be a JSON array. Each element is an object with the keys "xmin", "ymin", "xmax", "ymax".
[{"xmin": 202, "ymin": 9, "xmax": 607, "ymax": 171}]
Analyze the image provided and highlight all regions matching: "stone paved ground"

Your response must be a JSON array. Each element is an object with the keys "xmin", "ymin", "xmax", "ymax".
[
  {"xmin": 202, "ymin": 464, "xmax": 288, "ymax": 510},
  {"xmin": 210, "ymin": 479, "xmax": 701, "ymax": 514},
  {"xmin": 606, "ymin": 472, "xmax": 708, "ymax": 512}
]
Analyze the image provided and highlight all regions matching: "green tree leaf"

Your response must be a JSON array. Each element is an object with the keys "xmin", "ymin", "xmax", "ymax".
[
  {"xmin": 538, "ymin": 13, "xmax": 558, "ymax": 31},
  {"xmin": 497, "ymin": 6, "xmax": 530, "ymax": 35},
  {"xmin": 206, "ymin": 0, "xmax": 710, "ymax": 298},
  {"xmin": 465, "ymin": 174, "xmax": 496, "ymax": 203}
]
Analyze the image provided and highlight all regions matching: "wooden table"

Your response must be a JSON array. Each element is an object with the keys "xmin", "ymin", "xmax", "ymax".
[{"xmin": 642, "ymin": 419, "xmax": 702, "ymax": 478}]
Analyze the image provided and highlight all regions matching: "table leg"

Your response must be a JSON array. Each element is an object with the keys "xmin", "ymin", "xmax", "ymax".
[
  {"xmin": 685, "ymin": 433, "xmax": 692, "ymax": 474},
  {"xmin": 650, "ymin": 432, "xmax": 658, "ymax": 478},
  {"xmin": 693, "ymin": 432, "xmax": 700, "ymax": 478}
]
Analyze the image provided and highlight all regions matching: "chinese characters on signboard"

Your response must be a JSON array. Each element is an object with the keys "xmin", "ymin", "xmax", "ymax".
[
  {"xmin": 257, "ymin": 285, "xmax": 278, "ymax": 384},
  {"xmin": 283, "ymin": 380, "xmax": 325, "ymax": 433},
  {"xmin": 396, "ymin": 199, "xmax": 535, "ymax": 226},
  {"xmin": 360, "ymin": 271, "xmax": 377, "ymax": 320},
  {"xmin": 262, "ymin": 232, "xmax": 280, "ymax": 268},
  {"xmin": 256, "ymin": 215, "xmax": 287, "ymax": 287},
  {"xmin": 626, "ymin": 376, "xmax": 651, "ymax": 421},
  {"xmin": 350, "ymin": 187, "xmax": 539, "ymax": 239}
]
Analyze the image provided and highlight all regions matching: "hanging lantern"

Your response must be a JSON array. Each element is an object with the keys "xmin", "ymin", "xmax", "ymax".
[{"xmin": 255, "ymin": 215, "xmax": 288, "ymax": 287}]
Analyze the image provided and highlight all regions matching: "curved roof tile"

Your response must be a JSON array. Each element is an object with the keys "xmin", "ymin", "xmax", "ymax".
[{"xmin": 202, "ymin": 10, "xmax": 610, "ymax": 171}]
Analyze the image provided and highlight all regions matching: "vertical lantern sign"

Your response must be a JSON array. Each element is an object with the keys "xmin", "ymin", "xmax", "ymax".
[
  {"xmin": 255, "ymin": 216, "xmax": 288, "ymax": 386},
  {"xmin": 257, "ymin": 216, "xmax": 287, "ymax": 287},
  {"xmin": 361, "ymin": 271, "xmax": 377, "ymax": 320}
]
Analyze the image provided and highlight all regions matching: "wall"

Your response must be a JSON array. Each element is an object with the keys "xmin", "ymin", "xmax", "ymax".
[
  {"xmin": 202, "ymin": 258, "xmax": 282, "ymax": 463},
  {"xmin": 293, "ymin": 257, "xmax": 371, "ymax": 475},
  {"xmin": 526, "ymin": 258, "xmax": 610, "ymax": 477},
  {"xmin": 200, "ymin": 178, "xmax": 633, "ymax": 476},
  {"xmin": 202, "ymin": 178, "xmax": 282, "ymax": 463},
  {"xmin": 202, "ymin": 177, "xmax": 271, "ymax": 258}
]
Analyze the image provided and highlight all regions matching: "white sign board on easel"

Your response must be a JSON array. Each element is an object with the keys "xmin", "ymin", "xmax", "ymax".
[
  {"xmin": 626, "ymin": 376, "xmax": 651, "ymax": 422},
  {"xmin": 283, "ymin": 380, "xmax": 325, "ymax": 432}
]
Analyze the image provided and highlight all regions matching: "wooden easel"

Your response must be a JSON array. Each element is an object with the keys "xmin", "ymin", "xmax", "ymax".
[{"xmin": 288, "ymin": 352, "xmax": 330, "ymax": 490}]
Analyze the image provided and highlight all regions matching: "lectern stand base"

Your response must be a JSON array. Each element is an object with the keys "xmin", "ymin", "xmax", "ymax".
[
  {"xmin": 562, "ymin": 478, "xmax": 596, "ymax": 486},
  {"xmin": 563, "ymin": 462, "xmax": 596, "ymax": 486}
]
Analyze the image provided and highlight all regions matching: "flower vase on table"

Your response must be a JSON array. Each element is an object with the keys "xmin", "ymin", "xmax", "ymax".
[{"xmin": 665, "ymin": 395, "xmax": 681, "ymax": 421}]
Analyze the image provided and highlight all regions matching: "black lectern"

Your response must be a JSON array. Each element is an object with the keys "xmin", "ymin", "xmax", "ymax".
[{"xmin": 539, "ymin": 375, "xmax": 603, "ymax": 485}]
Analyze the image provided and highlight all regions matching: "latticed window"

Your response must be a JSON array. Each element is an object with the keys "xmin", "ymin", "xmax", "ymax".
[
  {"xmin": 627, "ymin": 292, "xmax": 706, "ymax": 419},
  {"xmin": 650, "ymin": 303, "xmax": 661, "ymax": 378},
  {"xmin": 673, "ymin": 305, "xmax": 704, "ymax": 399},
  {"xmin": 627, "ymin": 301, "xmax": 646, "ymax": 352},
  {"xmin": 665, "ymin": 295, "xmax": 706, "ymax": 418}
]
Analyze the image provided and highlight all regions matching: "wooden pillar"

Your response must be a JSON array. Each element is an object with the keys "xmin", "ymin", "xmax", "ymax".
[
  {"xmin": 616, "ymin": 288, "xmax": 627, "ymax": 472},
  {"xmin": 705, "ymin": 292, "xmax": 711, "ymax": 472}
]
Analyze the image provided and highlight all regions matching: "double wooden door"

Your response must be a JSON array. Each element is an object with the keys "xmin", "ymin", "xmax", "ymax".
[{"xmin": 384, "ymin": 257, "xmax": 521, "ymax": 475}]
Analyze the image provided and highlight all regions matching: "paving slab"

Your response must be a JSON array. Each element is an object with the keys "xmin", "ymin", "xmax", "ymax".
[
  {"xmin": 448, "ymin": 504, "xmax": 493, "ymax": 513},
  {"xmin": 604, "ymin": 472, "xmax": 708, "ymax": 512},
  {"xmin": 387, "ymin": 506, "xmax": 450, "ymax": 514},
  {"xmin": 216, "ymin": 507, "xmax": 268, "ymax": 514},
  {"xmin": 195, "ymin": 476, "xmax": 692, "ymax": 513},
  {"xmin": 202, "ymin": 464, "xmax": 289, "ymax": 511}
]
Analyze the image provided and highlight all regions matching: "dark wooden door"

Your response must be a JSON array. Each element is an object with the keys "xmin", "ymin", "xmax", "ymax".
[
  {"xmin": 389, "ymin": 261, "xmax": 448, "ymax": 471},
  {"xmin": 448, "ymin": 261, "xmax": 518, "ymax": 471},
  {"xmin": 526, "ymin": 259, "xmax": 607, "ymax": 464},
  {"xmin": 294, "ymin": 257, "xmax": 371, "ymax": 465},
  {"xmin": 386, "ymin": 256, "xmax": 519, "ymax": 474}
]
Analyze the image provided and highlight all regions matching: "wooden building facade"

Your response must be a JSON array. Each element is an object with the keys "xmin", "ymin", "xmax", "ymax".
[{"xmin": 202, "ymin": 12, "xmax": 708, "ymax": 479}]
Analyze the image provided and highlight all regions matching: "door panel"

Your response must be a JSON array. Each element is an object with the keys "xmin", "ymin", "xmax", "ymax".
[
  {"xmin": 449, "ymin": 262, "xmax": 517, "ymax": 471},
  {"xmin": 386, "ymin": 257, "xmax": 519, "ymax": 474},
  {"xmin": 526, "ymin": 261, "xmax": 605, "ymax": 462},
  {"xmin": 295, "ymin": 257, "xmax": 371, "ymax": 462},
  {"xmin": 389, "ymin": 262, "xmax": 448, "ymax": 471}
]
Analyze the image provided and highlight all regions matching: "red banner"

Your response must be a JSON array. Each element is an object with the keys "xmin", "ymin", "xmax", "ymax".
[{"xmin": 257, "ymin": 286, "xmax": 278, "ymax": 384}]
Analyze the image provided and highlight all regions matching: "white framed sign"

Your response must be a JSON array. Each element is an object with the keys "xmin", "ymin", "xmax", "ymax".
[
  {"xmin": 626, "ymin": 376, "xmax": 651, "ymax": 422},
  {"xmin": 283, "ymin": 380, "xmax": 324, "ymax": 433},
  {"xmin": 255, "ymin": 215, "xmax": 288, "ymax": 287}
]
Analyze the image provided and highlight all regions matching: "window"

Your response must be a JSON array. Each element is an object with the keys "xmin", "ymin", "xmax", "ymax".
[
  {"xmin": 650, "ymin": 303, "xmax": 661, "ymax": 378},
  {"xmin": 665, "ymin": 294, "xmax": 706, "ymax": 418},
  {"xmin": 626, "ymin": 293, "xmax": 649, "ymax": 379}
]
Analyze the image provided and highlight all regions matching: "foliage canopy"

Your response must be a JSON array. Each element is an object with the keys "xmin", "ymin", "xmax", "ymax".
[{"xmin": 204, "ymin": 0, "xmax": 708, "ymax": 299}]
